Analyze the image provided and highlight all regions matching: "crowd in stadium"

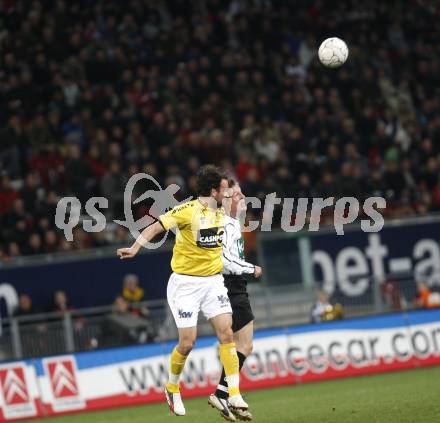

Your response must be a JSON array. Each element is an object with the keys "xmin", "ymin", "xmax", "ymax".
[
  {"xmin": 1, "ymin": 0, "xmax": 440, "ymax": 259},
  {"xmin": 11, "ymin": 273, "xmax": 156, "ymax": 356}
]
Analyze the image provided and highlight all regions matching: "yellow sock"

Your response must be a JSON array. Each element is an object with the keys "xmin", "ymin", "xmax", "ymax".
[
  {"xmin": 219, "ymin": 342, "xmax": 240, "ymax": 396},
  {"xmin": 166, "ymin": 347, "xmax": 188, "ymax": 393}
]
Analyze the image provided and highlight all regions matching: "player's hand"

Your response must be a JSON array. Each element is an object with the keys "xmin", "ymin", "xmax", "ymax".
[
  {"xmin": 254, "ymin": 265, "xmax": 262, "ymax": 278},
  {"xmin": 117, "ymin": 247, "xmax": 137, "ymax": 259}
]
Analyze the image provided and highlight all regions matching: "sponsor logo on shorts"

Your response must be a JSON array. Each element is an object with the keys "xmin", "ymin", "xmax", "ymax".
[
  {"xmin": 217, "ymin": 295, "xmax": 230, "ymax": 305},
  {"xmin": 178, "ymin": 309, "xmax": 193, "ymax": 319}
]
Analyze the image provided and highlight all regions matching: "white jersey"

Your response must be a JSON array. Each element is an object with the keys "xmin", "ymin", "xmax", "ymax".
[
  {"xmin": 222, "ymin": 215, "xmax": 255, "ymax": 276},
  {"xmin": 310, "ymin": 301, "xmax": 330, "ymax": 323}
]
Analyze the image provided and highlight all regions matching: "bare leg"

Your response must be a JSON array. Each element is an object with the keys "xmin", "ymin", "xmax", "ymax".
[{"xmin": 233, "ymin": 320, "xmax": 254, "ymax": 357}]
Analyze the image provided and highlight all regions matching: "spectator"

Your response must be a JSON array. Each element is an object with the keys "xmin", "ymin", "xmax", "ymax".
[
  {"xmin": 122, "ymin": 274, "xmax": 150, "ymax": 319},
  {"xmin": 310, "ymin": 290, "xmax": 344, "ymax": 323},
  {"xmin": 51, "ymin": 290, "xmax": 73, "ymax": 313},
  {"xmin": 380, "ymin": 279, "xmax": 402, "ymax": 311},
  {"xmin": 14, "ymin": 294, "xmax": 48, "ymax": 356},
  {"xmin": 26, "ymin": 233, "xmax": 44, "ymax": 256},
  {"xmin": 15, "ymin": 294, "xmax": 36, "ymax": 317},
  {"xmin": 0, "ymin": 175, "xmax": 19, "ymax": 214},
  {"xmin": 100, "ymin": 162, "xmax": 126, "ymax": 219},
  {"xmin": 0, "ymin": 116, "xmax": 25, "ymax": 178},
  {"xmin": 414, "ymin": 281, "xmax": 440, "ymax": 309},
  {"xmin": 122, "ymin": 274, "xmax": 145, "ymax": 304},
  {"xmin": 101, "ymin": 296, "xmax": 151, "ymax": 347},
  {"xmin": 44, "ymin": 230, "xmax": 59, "ymax": 254},
  {"xmin": 311, "ymin": 290, "xmax": 331, "ymax": 323}
]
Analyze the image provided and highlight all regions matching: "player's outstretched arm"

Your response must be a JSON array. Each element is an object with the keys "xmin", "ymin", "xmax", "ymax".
[{"xmin": 117, "ymin": 221, "xmax": 165, "ymax": 259}]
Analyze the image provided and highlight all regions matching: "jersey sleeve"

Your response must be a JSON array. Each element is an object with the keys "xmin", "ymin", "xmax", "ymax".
[
  {"xmin": 222, "ymin": 223, "xmax": 255, "ymax": 275},
  {"xmin": 158, "ymin": 203, "xmax": 191, "ymax": 230}
]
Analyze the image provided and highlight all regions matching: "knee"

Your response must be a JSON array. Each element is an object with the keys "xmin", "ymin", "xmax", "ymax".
[
  {"xmin": 242, "ymin": 342, "xmax": 253, "ymax": 357},
  {"xmin": 218, "ymin": 327, "xmax": 234, "ymax": 344},
  {"xmin": 178, "ymin": 338, "xmax": 195, "ymax": 355},
  {"xmin": 236, "ymin": 339, "xmax": 253, "ymax": 357}
]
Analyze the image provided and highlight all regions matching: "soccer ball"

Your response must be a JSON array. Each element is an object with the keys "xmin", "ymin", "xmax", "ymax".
[{"xmin": 318, "ymin": 37, "xmax": 349, "ymax": 68}]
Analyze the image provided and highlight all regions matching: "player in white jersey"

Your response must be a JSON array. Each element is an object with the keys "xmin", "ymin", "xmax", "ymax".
[{"xmin": 208, "ymin": 179, "xmax": 262, "ymax": 421}]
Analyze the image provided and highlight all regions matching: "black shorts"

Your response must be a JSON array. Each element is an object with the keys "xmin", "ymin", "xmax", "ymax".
[{"xmin": 224, "ymin": 275, "xmax": 255, "ymax": 332}]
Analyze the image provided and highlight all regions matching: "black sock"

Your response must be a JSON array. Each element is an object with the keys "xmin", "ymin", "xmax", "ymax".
[
  {"xmin": 237, "ymin": 351, "xmax": 246, "ymax": 370},
  {"xmin": 215, "ymin": 351, "xmax": 247, "ymax": 399}
]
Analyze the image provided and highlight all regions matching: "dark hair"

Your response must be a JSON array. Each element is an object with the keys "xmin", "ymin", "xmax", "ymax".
[
  {"xmin": 196, "ymin": 165, "xmax": 226, "ymax": 196},
  {"xmin": 228, "ymin": 178, "xmax": 237, "ymax": 188}
]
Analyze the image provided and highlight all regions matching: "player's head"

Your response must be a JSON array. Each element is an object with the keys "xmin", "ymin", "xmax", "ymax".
[
  {"xmin": 196, "ymin": 165, "xmax": 228, "ymax": 207},
  {"xmin": 318, "ymin": 290, "xmax": 329, "ymax": 303},
  {"xmin": 224, "ymin": 179, "xmax": 246, "ymax": 217}
]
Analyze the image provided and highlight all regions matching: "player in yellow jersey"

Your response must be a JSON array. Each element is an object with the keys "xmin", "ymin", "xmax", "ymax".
[{"xmin": 117, "ymin": 165, "xmax": 249, "ymax": 419}]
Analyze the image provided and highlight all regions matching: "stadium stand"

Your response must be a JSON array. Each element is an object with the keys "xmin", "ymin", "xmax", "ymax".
[{"xmin": 0, "ymin": 0, "xmax": 439, "ymax": 262}]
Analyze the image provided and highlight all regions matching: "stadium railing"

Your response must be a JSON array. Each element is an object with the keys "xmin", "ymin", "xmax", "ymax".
[{"xmin": 0, "ymin": 270, "xmax": 433, "ymax": 362}]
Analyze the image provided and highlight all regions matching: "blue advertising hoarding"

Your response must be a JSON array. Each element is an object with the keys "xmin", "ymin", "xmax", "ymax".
[
  {"xmin": 0, "ymin": 249, "xmax": 172, "ymax": 314},
  {"xmin": 260, "ymin": 216, "xmax": 440, "ymax": 303}
]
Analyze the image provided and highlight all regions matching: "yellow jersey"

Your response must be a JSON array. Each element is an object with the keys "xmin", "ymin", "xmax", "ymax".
[{"xmin": 159, "ymin": 200, "xmax": 224, "ymax": 276}]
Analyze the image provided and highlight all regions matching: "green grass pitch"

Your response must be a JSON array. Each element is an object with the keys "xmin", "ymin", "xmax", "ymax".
[{"xmin": 30, "ymin": 366, "xmax": 440, "ymax": 423}]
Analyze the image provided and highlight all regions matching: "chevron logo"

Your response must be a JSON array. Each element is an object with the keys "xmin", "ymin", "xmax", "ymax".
[
  {"xmin": 43, "ymin": 356, "xmax": 85, "ymax": 412},
  {"xmin": 0, "ymin": 364, "xmax": 37, "ymax": 419},
  {"xmin": 47, "ymin": 359, "xmax": 79, "ymax": 398},
  {"xmin": 0, "ymin": 367, "xmax": 29, "ymax": 405}
]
